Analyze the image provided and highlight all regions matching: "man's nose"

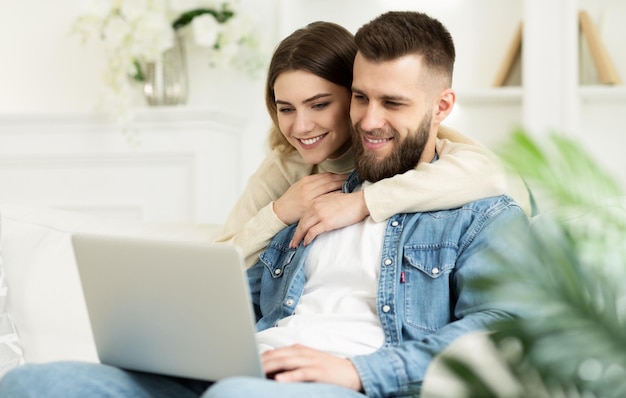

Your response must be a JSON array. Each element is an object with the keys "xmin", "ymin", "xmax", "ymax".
[{"xmin": 358, "ymin": 104, "xmax": 385, "ymax": 132}]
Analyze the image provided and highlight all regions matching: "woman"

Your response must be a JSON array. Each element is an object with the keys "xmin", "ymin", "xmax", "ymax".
[{"xmin": 215, "ymin": 21, "xmax": 529, "ymax": 267}]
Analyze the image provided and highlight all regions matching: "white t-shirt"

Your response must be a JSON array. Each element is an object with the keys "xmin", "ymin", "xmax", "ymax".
[{"xmin": 256, "ymin": 190, "xmax": 386, "ymax": 357}]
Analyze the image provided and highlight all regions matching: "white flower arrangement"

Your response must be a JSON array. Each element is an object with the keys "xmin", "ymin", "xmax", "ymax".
[{"xmin": 73, "ymin": 0, "xmax": 264, "ymax": 126}]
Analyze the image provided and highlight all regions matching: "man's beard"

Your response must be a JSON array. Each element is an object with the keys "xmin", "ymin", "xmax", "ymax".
[{"xmin": 353, "ymin": 113, "xmax": 432, "ymax": 183}]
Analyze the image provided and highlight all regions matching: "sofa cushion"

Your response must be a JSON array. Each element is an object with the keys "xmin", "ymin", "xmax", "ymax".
[
  {"xmin": 3, "ymin": 207, "xmax": 99, "ymax": 364},
  {"xmin": 0, "ymin": 209, "xmax": 24, "ymax": 376},
  {"xmin": 0, "ymin": 203, "xmax": 221, "ymax": 365}
]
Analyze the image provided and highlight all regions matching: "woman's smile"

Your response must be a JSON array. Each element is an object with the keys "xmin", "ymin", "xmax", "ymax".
[{"xmin": 297, "ymin": 133, "xmax": 328, "ymax": 147}]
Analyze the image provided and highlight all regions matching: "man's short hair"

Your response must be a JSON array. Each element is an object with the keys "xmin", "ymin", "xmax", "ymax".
[{"xmin": 354, "ymin": 11, "xmax": 455, "ymax": 86}]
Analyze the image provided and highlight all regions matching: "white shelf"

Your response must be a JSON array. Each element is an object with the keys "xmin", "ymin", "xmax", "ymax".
[
  {"xmin": 580, "ymin": 85, "xmax": 626, "ymax": 103},
  {"xmin": 456, "ymin": 85, "xmax": 626, "ymax": 106},
  {"xmin": 456, "ymin": 87, "xmax": 523, "ymax": 106}
]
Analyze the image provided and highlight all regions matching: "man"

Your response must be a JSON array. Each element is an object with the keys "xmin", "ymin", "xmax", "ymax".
[
  {"xmin": 0, "ymin": 11, "xmax": 527, "ymax": 398},
  {"xmin": 207, "ymin": 10, "xmax": 527, "ymax": 397}
]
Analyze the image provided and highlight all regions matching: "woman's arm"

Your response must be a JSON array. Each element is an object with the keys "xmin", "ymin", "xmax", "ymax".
[
  {"xmin": 214, "ymin": 150, "xmax": 345, "ymax": 268},
  {"xmin": 364, "ymin": 125, "xmax": 531, "ymax": 221},
  {"xmin": 213, "ymin": 153, "xmax": 294, "ymax": 268},
  {"xmin": 291, "ymin": 126, "xmax": 531, "ymax": 246}
]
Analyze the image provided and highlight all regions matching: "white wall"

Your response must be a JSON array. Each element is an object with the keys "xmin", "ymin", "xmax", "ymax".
[
  {"xmin": 0, "ymin": 0, "xmax": 525, "ymax": 153},
  {"xmin": 0, "ymin": 0, "xmax": 277, "ymax": 195},
  {"xmin": 0, "ymin": 0, "xmax": 275, "ymax": 113},
  {"xmin": 277, "ymin": 0, "xmax": 626, "ymax": 188},
  {"xmin": 1, "ymin": 0, "xmax": 625, "ymax": 219},
  {"xmin": 277, "ymin": 0, "xmax": 523, "ymax": 92}
]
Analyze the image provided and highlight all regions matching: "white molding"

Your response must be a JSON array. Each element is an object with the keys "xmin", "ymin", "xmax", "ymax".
[
  {"xmin": 51, "ymin": 204, "xmax": 146, "ymax": 221},
  {"xmin": 0, "ymin": 107, "xmax": 246, "ymax": 135},
  {"xmin": 0, "ymin": 152, "xmax": 195, "ymax": 168},
  {"xmin": 0, "ymin": 153, "xmax": 198, "ymax": 222},
  {"xmin": 0, "ymin": 108, "xmax": 242, "ymax": 224}
]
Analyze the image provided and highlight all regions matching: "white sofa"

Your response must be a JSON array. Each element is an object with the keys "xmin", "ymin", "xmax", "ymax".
[{"xmin": 0, "ymin": 203, "xmax": 519, "ymax": 397}]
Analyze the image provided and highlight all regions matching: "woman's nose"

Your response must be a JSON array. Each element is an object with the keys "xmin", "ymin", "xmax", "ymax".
[{"xmin": 294, "ymin": 111, "xmax": 315, "ymax": 135}]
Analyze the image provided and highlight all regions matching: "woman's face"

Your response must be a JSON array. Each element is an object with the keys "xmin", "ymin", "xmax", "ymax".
[{"xmin": 273, "ymin": 70, "xmax": 352, "ymax": 164}]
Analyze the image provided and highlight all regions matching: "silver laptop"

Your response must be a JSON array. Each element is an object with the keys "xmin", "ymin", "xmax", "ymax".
[{"xmin": 71, "ymin": 233, "xmax": 264, "ymax": 381}]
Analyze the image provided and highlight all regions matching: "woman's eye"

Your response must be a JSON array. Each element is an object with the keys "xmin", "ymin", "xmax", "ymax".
[
  {"xmin": 312, "ymin": 102, "xmax": 330, "ymax": 110},
  {"xmin": 278, "ymin": 107, "xmax": 294, "ymax": 114}
]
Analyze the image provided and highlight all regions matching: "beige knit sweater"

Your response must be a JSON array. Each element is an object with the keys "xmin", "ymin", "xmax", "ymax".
[{"xmin": 215, "ymin": 126, "xmax": 531, "ymax": 268}]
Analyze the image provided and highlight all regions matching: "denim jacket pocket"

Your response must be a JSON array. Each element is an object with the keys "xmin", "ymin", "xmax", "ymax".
[
  {"xmin": 402, "ymin": 245, "xmax": 457, "ymax": 331},
  {"xmin": 259, "ymin": 242, "xmax": 297, "ymax": 279}
]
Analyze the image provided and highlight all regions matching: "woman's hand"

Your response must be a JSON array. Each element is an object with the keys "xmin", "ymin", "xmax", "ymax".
[
  {"xmin": 290, "ymin": 190, "xmax": 369, "ymax": 248},
  {"xmin": 273, "ymin": 173, "xmax": 347, "ymax": 226}
]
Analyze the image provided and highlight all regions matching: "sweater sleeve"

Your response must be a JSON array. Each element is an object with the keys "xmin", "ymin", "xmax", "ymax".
[
  {"xmin": 363, "ymin": 125, "xmax": 532, "ymax": 222},
  {"xmin": 213, "ymin": 150, "xmax": 310, "ymax": 268}
]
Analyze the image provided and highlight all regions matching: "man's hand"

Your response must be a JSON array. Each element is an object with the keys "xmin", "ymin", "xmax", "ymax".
[
  {"xmin": 273, "ymin": 173, "xmax": 347, "ymax": 226},
  {"xmin": 290, "ymin": 190, "xmax": 369, "ymax": 248},
  {"xmin": 262, "ymin": 344, "xmax": 363, "ymax": 392}
]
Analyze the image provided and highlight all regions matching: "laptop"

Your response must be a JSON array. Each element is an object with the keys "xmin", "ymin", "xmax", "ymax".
[{"xmin": 71, "ymin": 233, "xmax": 264, "ymax": 382}]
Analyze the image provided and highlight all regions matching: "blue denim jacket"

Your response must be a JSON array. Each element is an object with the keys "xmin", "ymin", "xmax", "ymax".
[{"xmin": 247, "ymin": 170, "xmax": 528, "ymax": 397}]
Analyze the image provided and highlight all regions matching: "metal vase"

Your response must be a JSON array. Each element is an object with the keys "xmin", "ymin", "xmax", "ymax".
[{"xmin": 143, "ymin": 32, "xmax": 188, "ymax": 106}]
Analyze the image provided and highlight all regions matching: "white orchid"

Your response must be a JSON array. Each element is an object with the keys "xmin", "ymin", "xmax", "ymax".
[
  {"xmin": 73, "ymin": 0, "xmax": 264, "ymax": 127},
  {"xmin": 191, "ymin": 13, "xmax": 221, "ymax": 48},
  {"xmin": 120, "ymin": 0, "xmax": 150, "ymax": 21},
  {"xmin": 132, "ymin": 12, "xmax": 175, "ymax": 59},
  {"xmin": 175, "ymin": 2, "xmax": 264, "ymax": 76}
]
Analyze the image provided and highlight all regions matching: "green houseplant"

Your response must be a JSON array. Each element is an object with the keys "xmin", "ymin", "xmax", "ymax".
[{"xmin": 445, "ymin": 130, "xmax": 626, "ymax": 397}]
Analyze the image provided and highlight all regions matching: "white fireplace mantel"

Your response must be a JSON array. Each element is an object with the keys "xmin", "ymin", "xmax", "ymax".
[{"xmin": 0, "ymin": 107, "xmax": 247, "ymax": 224}]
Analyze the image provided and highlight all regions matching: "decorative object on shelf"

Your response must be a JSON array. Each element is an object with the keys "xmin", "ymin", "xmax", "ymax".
[
  {"xmin": 492, "ymin": 22, "xmax": 522, "ymax": 87},
  {"xmin": 143, "ymin": 31, "xmax": 188, "ymax": 106},
  {"xmin": 578, "ymin": 10, "xmax": 622, "ymax": 86},
  {"xmin": 73, "ymin": 0, "xmax": 264, "ymax": 126},
  {"xmin": 73, "ymin": 0, "xmax": 174, "ymax": 126},
  {"xmin": 493, "ymin": 10, "xmax": 622, "ymax": 87}
]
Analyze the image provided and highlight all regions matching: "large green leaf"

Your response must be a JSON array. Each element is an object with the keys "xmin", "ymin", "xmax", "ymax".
[{"xmin": 447, "ymin": 130, "xmax": 626, "ymax": 397}]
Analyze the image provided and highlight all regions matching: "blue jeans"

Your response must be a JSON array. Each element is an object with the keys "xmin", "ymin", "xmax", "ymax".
[{"xmin": 0, "ymin": 362, "xmax": 367, "ymax": 398}]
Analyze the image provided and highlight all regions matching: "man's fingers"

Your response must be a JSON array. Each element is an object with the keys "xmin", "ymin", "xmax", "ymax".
[
  {"xmin": 262, "ymin": 345, "xmax": 325, "ymax": 383},
  {"xmin": 261, "ymin": 345, "xmax": 362, "ymax": 389},
  {"xmin": 273, "ymin": 367, "xmax": 317, "ymax": 383},
  {"xmin": 262, "ymin": 345, "xmax": 312, "ymax": 376}
]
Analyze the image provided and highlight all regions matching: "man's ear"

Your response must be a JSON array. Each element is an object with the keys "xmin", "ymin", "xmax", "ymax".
[{"xmin": 432, "ymin": 88, "xmax": 456, "ymax": 124}]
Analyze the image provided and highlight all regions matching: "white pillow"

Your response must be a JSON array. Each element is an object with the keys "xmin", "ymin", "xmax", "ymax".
[
  {"xmin": 0, "ymin": 204, "xmax": 221, "ymax": 365},
  {"xmin": 0, "ymin": 210, "xmax": 25, "ymax": 376},
  {"xmin": 1, "ymin": 207, "xmax": 98, "ymax": 364}
]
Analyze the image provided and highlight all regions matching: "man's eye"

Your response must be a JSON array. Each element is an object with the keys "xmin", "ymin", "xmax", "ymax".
[{"xmin": 353, "ymin": 95, "xmax": 367, "ymax": 102}]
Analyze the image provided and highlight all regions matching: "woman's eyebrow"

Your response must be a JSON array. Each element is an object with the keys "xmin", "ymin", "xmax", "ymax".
[
  {"xmin": 302, "ymin": 93, "xmax": 332, "ymax": 104},
  {"xmin": 276, "ymin": 93, "xmax": 332, "ymax": 106}
]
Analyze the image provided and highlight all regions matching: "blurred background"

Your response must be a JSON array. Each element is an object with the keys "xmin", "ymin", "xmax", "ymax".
[{"xmin": 1, "ymin": 0, "xmax": 624, "ymax": 224}]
